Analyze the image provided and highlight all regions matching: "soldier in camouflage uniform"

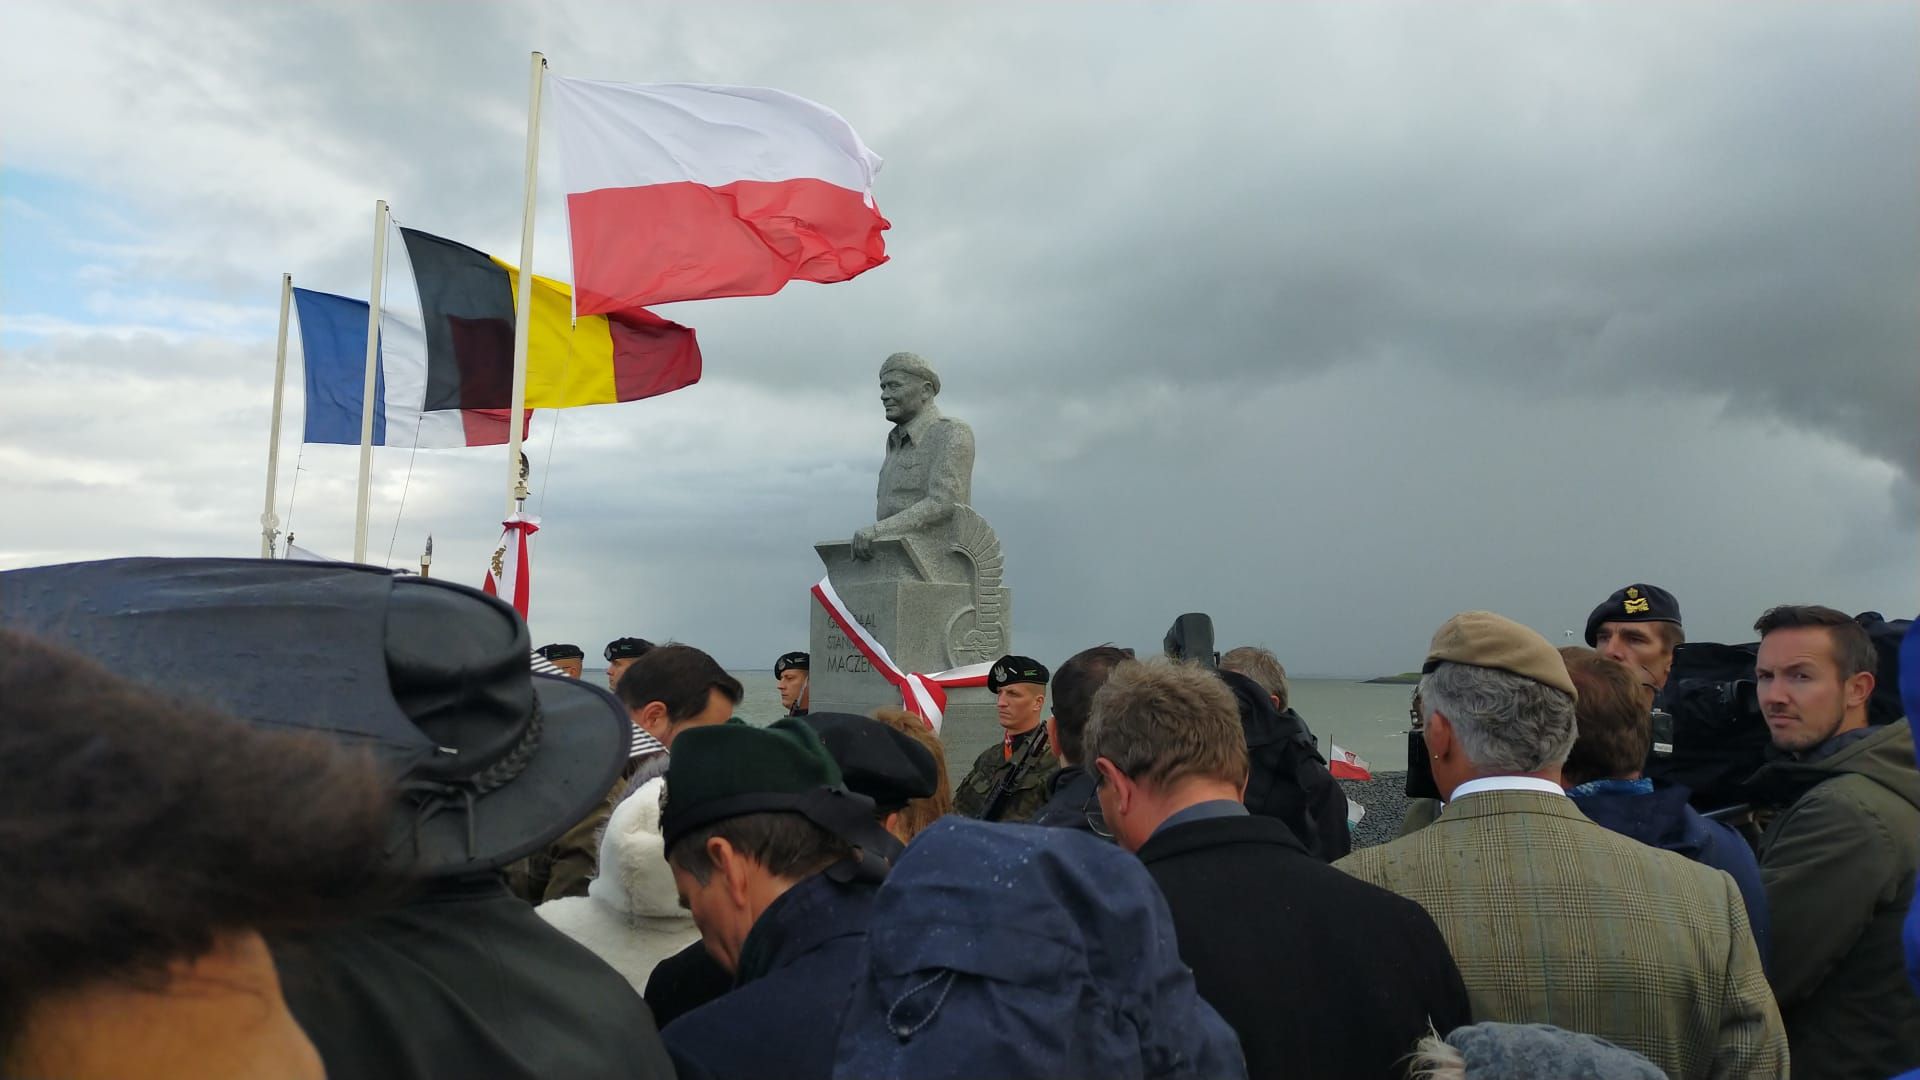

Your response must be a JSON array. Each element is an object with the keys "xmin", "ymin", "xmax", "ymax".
[{"xmin": 953, "ymin": 655, "xmax": 1059, "ymax": 822}]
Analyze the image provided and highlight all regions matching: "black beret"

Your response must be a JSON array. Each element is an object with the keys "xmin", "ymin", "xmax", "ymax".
[
  {"xmin": 775, "ymin": 651, "xmax": 810, "ymax": 676},
  {"xmin": 987, "ymin": 654, "xmax": 1049, "ymax": 692},
  {"xmin": 800, "ymin": 713, "xmax": 939, "ymax": 815},
  {"xmin": 662, "ymin": 718, "xmax": 874, "ymax": 850},
  {"xmin": 536, "ymin": 642, "xmax": 584, "ymax": 661},
  {"xmin": 1584, "ymin": 584, "xmax": 1682, "ymax": 646},
  {"xmin": 604, "ymin": 637, "xmax": 655, "ymax": 662}
]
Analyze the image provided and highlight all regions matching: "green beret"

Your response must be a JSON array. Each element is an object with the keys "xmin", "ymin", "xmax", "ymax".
[{"xmin": 661, "ymin": 717, "xmax": 860, "ymax": 850}]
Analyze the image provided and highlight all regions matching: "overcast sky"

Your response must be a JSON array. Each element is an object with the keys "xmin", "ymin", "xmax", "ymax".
[{"xmin": 3, "ymin": 2, "xmax": 1914, "ymax": 677}]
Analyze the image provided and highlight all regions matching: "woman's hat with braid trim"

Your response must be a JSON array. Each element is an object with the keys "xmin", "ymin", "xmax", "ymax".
[{"xmin": 0, "ymin": 557, "xmax": 628, "ymax": 879}]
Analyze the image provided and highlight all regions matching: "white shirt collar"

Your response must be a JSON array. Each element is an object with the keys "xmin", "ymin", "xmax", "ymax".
[{"xmin": 1449, "ymin": 775, "xmax": 1567, "ymax": 801}]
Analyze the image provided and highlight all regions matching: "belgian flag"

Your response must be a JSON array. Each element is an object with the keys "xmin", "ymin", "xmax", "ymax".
[{"xmin": 398, "ymin": 227, "xmax": 701, "ymax": 412}]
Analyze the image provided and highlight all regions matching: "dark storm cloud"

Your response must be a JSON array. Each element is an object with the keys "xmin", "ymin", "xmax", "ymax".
[{"xmin": 3, "ymin": 1, "xmax": 1913, "ymax": 678}]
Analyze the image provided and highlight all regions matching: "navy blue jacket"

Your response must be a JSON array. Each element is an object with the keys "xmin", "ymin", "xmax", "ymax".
[
  {"xmin": 1030, "ymin": 762, "xmax": 1103, "ymax": 834},
  {"xmin": 662, "ymin": 872, "xmax": 876, "ymax": 1080},
  {"xmin": 1572, "ymin": 782, "xmax": 1772, "ymax": 970},
  {"xmin": 833, "ymin": 818, "xmax": 1247, "ymax": 1080}
]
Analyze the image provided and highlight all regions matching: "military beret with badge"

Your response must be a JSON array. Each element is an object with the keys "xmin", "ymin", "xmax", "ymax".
[
  {"xmin": 1583, "ymin": 584, "xmax": 1682, "ymax": 647},
  {"xmin": 987, "ymin": 654, "xmax": 1049, "ymax": 693}
]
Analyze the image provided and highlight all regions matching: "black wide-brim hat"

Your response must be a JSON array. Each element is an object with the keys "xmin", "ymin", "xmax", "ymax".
[{"xmin": 0, "ymin": 557, "xmax": 627, "ymax": 880}]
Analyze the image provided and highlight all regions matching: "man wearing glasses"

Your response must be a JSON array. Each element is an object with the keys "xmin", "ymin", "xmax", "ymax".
[{"xmin": 1087, "ymin": 658, "xmax": 1469, "ymax": 1080}]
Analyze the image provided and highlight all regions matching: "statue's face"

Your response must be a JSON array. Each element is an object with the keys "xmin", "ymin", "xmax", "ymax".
[{"xmin": 880, "ymin": 370, "xmax": 933, "ymax": 423}]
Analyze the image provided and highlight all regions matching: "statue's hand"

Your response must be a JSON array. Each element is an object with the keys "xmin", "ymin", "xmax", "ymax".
[{"xmin": 851, "ymin": 526, "xmax": 877, "ymax": 560}]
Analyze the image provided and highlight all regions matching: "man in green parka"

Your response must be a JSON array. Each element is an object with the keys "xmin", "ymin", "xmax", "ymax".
[{"xmin": 1746, "ymin": 604, "xmax": 1920, "ymax": 1080}]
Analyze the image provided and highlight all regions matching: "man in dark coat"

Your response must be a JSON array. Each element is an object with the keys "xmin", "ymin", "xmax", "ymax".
[
  {"xmin": 1031, "ymin": 645, "xmax": 1132, "ymax": 834},
  {"xmin": 1219, "ymin": 668, "xmax": 1352, "ymax": 860},
  {"xmin": 658, "ymin": 718, "xmax": 896, "ymax": 1080},
  {"xmin": 645, "ymin": 713, "xmax": 939, "ymax": 1029},
  {"xmin": 1089, "ymin": 658, "xmax": 1472, "ymax": 1080}
]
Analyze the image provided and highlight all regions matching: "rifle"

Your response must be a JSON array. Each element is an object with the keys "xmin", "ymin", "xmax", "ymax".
[{"xmin": 979, "ymin": 726, "xmax": 1052, "ymax": 823}]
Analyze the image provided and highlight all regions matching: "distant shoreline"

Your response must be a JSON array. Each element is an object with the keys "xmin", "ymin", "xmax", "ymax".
[{"xmin": 1364, "ymin": 672, "xmax": 1421, "ymax": 685}]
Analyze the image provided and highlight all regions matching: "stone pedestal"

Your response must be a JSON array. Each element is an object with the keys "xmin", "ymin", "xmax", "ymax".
[{"xmin": 807, "ymin": 536, "xmax": 1009, "ymax": 737}]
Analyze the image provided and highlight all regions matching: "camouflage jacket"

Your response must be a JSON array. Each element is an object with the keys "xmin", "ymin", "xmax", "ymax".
[{"xmin": 952, "ymin": 726, "xmax": 1059, "ymax": 823}]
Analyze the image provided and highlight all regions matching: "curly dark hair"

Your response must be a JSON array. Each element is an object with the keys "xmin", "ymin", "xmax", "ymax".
[{"xmin": 0, "ymin": 628, "xmax": 400, "ymax": 1054}]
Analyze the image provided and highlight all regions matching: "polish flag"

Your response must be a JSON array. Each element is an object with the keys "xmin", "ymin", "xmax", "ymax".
[
  {"xmin": 481, "ymin": 514, "xmax": 539, "ymax": 620},
  {"xmin": 1329, "ymin": 744, "xmax": 1373, "ymax": 781},
  {"xmin": 547, "ymin": 78, "xmax": 890, "ymax": 315}
]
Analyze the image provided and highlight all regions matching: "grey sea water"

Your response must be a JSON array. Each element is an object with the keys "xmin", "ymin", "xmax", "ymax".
[{"xmin": 591, "ymin": 668, "xmax": 1417, "ymax": 784}]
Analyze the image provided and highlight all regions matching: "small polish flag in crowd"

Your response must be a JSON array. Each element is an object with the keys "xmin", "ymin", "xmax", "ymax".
[{"xmin": 1329, "ymin": 744, "xmax": 1373, "ymax": 781}]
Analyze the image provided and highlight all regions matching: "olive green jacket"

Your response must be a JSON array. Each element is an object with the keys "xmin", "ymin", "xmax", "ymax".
[
  {"xmin": 952, "ymin": 726, "xmax": 1058, "ymax": 823},
  {"xmin": 1748, "ymin": 720, "xmax": 1920, "ymax": 1080}
]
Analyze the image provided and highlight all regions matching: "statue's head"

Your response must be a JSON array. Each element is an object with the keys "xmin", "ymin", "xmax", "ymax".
[{"xmin": 879, "ymin": 352, "xmax": 940, "ymax": 424}]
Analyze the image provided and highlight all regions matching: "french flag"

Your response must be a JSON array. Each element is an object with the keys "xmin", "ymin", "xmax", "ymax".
[
  {"xmin": 547, "ymin": 78, "xmax": 890, "ymax": 314},
  {"xmin": 1329, "ymin": 744, "xmax": 1373, "ymax": 781},
  {"xmin": 291, "ymin": 287, "xmax": 529, "ymax": 449}
]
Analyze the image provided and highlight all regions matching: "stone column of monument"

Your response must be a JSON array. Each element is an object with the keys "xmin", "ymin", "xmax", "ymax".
[{"xmin": 809, "ymin": 352, "xmax": 1010, "ymax": 742}]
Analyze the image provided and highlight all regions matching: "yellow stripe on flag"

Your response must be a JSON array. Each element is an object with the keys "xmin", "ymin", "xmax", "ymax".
[{"xmin": 491, "ymin": 256, "xmax": 620, "ymax": 408}]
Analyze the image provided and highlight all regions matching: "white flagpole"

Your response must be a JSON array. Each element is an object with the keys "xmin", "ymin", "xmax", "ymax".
[
  {"xmin": 353, "ymin": 199, "xmax": 391, "ymax": 564},
  {"xmin": 260, "ymin": 272, "xmax": 293, "ymax": 558},
  {"xmin": 505, "ymin": 51, "xmax": 547, "ymax": 519}
]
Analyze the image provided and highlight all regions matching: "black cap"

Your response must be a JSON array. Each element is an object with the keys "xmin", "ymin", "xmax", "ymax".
[
  {"xmin": 800, "ymin": 713, "xmax": 939, "ymax": 815},
  {"xmin": 604, "ymin": 637, "xmax": 655, "ymax": 663},
  {"xmin": 1584, "ymin": 584, "xmax": 1682, "ymax": 646},
  {"xmin": 987, "ymin": 654, "xmax": 1050, "ymax": 693},
  {"xmin": 536, "ymin": 642, "xmax": 584, "ymax": 661},
  {"xmin": 775, "ymin": 651, "xmax": 810, "ymax": 676}
]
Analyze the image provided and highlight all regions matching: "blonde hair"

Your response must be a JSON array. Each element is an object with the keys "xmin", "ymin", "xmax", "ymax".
[
  {"xmin": 868, "ymin": 708, "xmax": 953, "ymax": 841},
  {"xmin": 1406, "ymin": 1032, "xmax": 1465, "ymax": 1080}
]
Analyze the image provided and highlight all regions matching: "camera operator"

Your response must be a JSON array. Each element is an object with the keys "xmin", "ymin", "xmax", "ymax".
[{"xmin": 1745, "ymin": 605, "xmax": 1920, "ymax": 1080}]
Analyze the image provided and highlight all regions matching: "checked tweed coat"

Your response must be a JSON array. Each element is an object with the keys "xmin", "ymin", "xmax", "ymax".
[{"xmin": 1337, "ymin": 789, "xmax": 1787, "ymax": 1080}]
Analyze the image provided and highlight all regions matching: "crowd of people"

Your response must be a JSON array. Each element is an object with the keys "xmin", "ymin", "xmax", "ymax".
[{"xmin": 2, "ymin": 556, "xmax": 1917, "ymax": 1080}]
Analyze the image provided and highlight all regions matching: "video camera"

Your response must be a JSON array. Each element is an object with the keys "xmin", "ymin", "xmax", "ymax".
[
  {"xmin": 1643, "ymin": 642, "xmax": 1768, "ymax": 813},
  {"xmin": 1646, "ymin": 612, "xmax": 1909, "ymax": 815},
  {"xmin": 1164, "ymin": 612, "xmax": 1219, "ymax": 667}
]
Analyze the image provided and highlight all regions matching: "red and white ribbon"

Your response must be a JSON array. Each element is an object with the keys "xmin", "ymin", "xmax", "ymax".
[
  {"xmin": 811, "ymin": 575, "xmax": 994, "ymax": 734},
  {"xmin": 482, "ymin": 513, "xmax": 541, "ymax": 620}
]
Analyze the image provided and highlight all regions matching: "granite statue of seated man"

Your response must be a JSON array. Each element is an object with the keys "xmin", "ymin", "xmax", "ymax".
[{"xmin": 852, "ymin": 352, "xmax": 976, "ymax": 562}]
